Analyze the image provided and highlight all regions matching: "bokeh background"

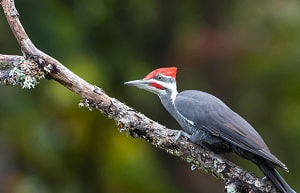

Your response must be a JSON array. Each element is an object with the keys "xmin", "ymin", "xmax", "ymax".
[{"xmin": 0, "ymin": 0, "xmax": 299, "ymax": 192}]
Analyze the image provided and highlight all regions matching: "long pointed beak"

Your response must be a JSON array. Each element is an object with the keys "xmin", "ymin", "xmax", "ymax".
[
  {"xmin": 124, "ymin": 78, "xmax": 166, "ymax": 95},
  {"xmin": 124, "ymin": 79, "xmax": 150, "ymax": 88}
]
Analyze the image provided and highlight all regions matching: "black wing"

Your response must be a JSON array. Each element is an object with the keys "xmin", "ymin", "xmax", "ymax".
[{"xmin": 175, "ymin": 90, "xmax": 287, "ymax": 170}]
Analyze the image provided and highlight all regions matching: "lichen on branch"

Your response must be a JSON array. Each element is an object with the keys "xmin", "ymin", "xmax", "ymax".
[{"xmin": 0, "ymin": 54, "xmax": 53, "ymax": 88}]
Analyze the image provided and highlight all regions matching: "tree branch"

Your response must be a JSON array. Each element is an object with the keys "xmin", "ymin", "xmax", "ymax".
[{"xmin": 0, "ymin": 0, "xmax": 277, "ymax": 192}]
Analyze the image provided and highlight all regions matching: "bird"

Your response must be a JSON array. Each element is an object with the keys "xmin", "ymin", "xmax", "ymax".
[{"xmin": 124, "ymin": 67, "xmax": 296, "ymax": 193}]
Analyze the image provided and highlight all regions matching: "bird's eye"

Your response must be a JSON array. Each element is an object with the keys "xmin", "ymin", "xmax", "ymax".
[{"xmin": 157, "ymin": 75, "xmax": 162, "ymax": 80}]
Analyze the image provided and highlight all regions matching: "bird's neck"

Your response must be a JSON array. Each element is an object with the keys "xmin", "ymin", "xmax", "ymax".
[{"xmin": 159, "ymin": 90, "xmax": 178, "ymax": 119}]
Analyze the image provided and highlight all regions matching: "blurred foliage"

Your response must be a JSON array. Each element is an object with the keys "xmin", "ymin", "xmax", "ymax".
[{"xmin": 0, "ymin": 0, "xmax": 300, "ymax": 192}]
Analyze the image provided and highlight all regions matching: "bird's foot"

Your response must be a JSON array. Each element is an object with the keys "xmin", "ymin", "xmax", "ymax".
[{"xmin": 174, "ymin": 130, "xmax": 191, "ymax": 141}]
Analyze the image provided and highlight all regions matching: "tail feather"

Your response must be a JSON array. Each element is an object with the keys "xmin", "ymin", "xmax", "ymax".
[{"xmin": 258, "ymin": 162, "xmax": 296, "ymax": 193}]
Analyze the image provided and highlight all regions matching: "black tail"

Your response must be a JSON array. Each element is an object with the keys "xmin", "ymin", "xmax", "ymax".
[{"xmin": 257, "ymin": 161, "xmax": 296, "ymax": 193}]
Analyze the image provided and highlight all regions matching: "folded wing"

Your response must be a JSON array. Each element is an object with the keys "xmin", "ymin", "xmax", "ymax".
[{"xmin": 175, "ymin": 90, "xmax": 287, "ymax": 171}]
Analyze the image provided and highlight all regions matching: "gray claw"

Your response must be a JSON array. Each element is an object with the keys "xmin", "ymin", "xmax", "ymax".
[{"xmin": 174, "ymin": 130, "xmax": 191, "ymax": 141}]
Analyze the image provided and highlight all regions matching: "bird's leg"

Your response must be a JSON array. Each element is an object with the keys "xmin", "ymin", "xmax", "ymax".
[
  {"xmin": 190, "ymin": 130, "xmax": 208, "ymax": 144},
  {"xmin": 174, "ymin": 130, "xmax": 191, "ymax": 141},
  {"xmin": 190, "ymin": 130, "xmax": 233, "ymax": 154}
]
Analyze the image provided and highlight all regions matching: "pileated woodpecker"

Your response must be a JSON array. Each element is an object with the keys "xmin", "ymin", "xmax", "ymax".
[{"xmin": 124, "ymin": 67, "xmax": 296, "ymax": 193}]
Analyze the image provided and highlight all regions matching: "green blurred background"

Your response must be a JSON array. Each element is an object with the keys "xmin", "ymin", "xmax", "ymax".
[{"xmin": 0, "ymin": 0, "xmax": 299, "ymax": 192}]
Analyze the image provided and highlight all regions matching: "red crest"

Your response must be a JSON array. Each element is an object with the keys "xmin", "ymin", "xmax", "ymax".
[{"xmin": 144, "ymin": 67, "xmax": 177, "ymax": 80}]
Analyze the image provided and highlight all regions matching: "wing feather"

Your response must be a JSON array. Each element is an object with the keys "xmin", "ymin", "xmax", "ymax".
[{"xmin": 175, "ymin": 90, "xmax": 287, "ymax": 170}]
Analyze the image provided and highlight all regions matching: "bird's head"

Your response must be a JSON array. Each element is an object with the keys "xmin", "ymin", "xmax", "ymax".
[{"xmin": 124, "ymin": 67, "xmax": 178, "ymax": 97}]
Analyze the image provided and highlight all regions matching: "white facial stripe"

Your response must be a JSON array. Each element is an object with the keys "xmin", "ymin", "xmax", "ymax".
[{"xmin": 151, "ymin": 79, "xmax": 178, "ymax": 102}]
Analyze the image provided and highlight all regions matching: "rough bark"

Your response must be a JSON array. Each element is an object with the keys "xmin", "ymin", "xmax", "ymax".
[{"xmin": 0, "ymin": 0, "xmax": 278, "ymax": 192}]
